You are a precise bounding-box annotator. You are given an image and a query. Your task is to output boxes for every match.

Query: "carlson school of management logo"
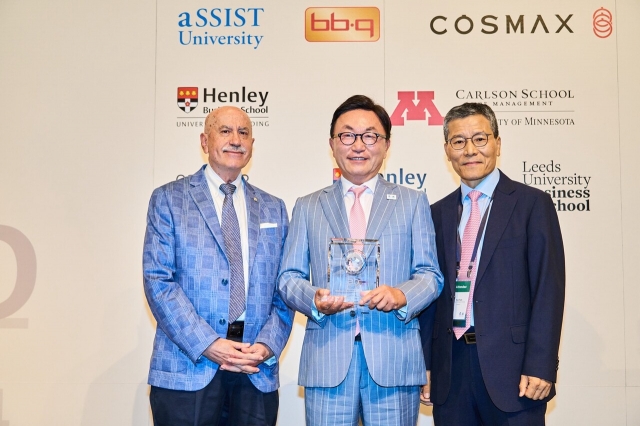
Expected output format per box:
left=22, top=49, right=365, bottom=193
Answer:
left=177, top=87, right=198, bottom=113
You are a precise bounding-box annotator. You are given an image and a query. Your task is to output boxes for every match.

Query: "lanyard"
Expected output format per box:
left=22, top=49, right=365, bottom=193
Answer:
left=456, top=191, right=494, bottom=279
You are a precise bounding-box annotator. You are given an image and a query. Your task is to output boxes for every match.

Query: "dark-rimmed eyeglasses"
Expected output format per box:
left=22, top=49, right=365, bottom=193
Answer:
left=447, top=132, right=492, bottom=150
left=333, top=132, right=387, bottom=146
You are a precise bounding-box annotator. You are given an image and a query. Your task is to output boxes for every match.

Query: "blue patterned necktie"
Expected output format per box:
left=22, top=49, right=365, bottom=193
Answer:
left=219, top=183, right=245, bottom=323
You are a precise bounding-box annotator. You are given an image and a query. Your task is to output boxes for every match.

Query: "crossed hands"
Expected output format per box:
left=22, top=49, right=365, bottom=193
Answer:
left=314, top=285, right=407, bottom=315
left=203, top=339, right=273, bottom=374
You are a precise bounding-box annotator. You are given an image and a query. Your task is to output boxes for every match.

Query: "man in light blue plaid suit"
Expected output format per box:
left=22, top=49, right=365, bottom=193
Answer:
left=278, top=95, right=444, bottom=426
left=144, top=106, right=292, bottom=426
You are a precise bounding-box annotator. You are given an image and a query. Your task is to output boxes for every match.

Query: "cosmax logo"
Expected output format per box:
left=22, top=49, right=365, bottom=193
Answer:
left=593, top=7, right=613, bottom=38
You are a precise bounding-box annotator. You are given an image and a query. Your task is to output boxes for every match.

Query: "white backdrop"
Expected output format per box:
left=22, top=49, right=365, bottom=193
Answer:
left=1, top=0, right=639, bottom=424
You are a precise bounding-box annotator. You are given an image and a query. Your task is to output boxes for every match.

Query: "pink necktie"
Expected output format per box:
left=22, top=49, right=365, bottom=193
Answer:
left=453, top=190, right=482, bottom=339
left=349, top=186, right=367, bottom=336
left=349, top=186, right=367, bottom=244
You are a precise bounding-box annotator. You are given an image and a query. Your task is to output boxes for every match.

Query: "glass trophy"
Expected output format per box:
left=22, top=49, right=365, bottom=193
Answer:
left=327, top=238, right=380, bottom=303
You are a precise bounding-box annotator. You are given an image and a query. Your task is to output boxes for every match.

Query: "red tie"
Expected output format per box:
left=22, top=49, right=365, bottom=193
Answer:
left=453, top=190, right=482, bottom=339
left=349, top=186, right=367, bottom=336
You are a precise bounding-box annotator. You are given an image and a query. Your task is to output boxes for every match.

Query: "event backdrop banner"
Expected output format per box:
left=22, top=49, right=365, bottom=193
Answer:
left=152, top=1, right=623, bottom=424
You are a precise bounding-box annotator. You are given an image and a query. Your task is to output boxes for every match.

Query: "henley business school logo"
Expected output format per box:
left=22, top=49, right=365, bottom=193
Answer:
left=389, top=91, right=444, bottom=126
left=177, top=87, right=198, bottom=113
left=176, top=86, right=271, bottom=129
left=305, top=7, right=380, bottom=42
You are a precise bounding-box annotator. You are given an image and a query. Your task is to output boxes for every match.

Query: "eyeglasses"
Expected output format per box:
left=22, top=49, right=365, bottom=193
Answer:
left=447, top=132, right=492, bottom=150
left=334, top=132, right=387, bottom=146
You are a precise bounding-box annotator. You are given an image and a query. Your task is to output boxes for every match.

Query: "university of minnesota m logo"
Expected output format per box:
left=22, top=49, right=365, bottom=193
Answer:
left=390, top=91, right=444, bottom=126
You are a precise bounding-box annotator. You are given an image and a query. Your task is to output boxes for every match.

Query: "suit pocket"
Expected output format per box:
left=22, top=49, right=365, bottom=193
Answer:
left=151, top=348, right=189, bottom=373
left=261, top=227, right=278, bottom=236
left=511, top=324, right=529, bottom=344
left=305, top=318, right=323, bottom=330
left=259, top=227, right=280, bottom=247
left=405, top=319, right=420, bottom=329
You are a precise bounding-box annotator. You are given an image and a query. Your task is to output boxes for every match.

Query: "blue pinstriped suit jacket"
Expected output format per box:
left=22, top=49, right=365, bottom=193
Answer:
left=278, top=177, right=443, bottom=387
left=143, top=166, right=293, bottom=392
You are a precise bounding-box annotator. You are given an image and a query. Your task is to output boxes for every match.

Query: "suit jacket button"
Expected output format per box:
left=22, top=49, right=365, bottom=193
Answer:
left=350, top=311, right=356, bottom=317
left=447, top=328, right=452, bottom=334
left=221, top=279, right=228, bottom=286
left=219, top=318, right=226, bottom=326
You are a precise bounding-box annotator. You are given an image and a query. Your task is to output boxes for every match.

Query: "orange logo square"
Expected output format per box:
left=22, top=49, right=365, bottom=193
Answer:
left=305, top=7, right=380, bottom=42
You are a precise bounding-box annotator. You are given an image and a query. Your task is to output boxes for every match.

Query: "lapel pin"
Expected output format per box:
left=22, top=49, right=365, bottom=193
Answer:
left=387, top=194, right=397, bottom=200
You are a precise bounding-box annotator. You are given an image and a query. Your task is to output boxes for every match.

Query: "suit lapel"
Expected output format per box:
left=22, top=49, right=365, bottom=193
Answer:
left=319, top=181, right=351, bottom=239
left=366, top=177, right=398, bottom=241
left=188, top=166, right=226, bottom=254
left=442, top=189, right=461, bottom=296
left=244, top=181, right=260, bottom=278
left=475, top=172, right=517, bottom=287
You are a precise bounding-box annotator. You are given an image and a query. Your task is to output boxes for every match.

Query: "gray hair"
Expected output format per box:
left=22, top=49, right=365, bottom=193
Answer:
left=443, top=103, right=499, bottom=141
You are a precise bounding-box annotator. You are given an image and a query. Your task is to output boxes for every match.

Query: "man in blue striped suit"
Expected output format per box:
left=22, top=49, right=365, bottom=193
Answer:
left=278, top=95, right=443, bottom=426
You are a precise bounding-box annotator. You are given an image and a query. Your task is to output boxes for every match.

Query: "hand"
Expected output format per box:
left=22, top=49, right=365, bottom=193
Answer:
left=202, top=338, right=263, bottom=374
left=240, top=343, right=274, bottom=367
left=420, top=370, right=433, bottom=406
left=519, top=375, right=552, bottom=400
left=359, top=286, right=407, bottom=312
left=314, top=289, right=354, bottom=315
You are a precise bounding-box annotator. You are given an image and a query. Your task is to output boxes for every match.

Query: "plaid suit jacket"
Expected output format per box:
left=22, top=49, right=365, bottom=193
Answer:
left=143, top=165, right=292, bottom=392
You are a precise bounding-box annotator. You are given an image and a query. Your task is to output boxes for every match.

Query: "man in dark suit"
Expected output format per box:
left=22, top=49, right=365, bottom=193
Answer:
left=143, top=106, right=292, bottom=426
left=419, top=103, right=565, bottom=425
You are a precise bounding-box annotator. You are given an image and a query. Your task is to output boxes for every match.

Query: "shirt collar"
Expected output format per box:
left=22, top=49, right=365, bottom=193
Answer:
left=340, top=174, right=379, bottom=197
left=205, top=164, right=245, bottom=194
left=461, top=168, right=500, bottom=201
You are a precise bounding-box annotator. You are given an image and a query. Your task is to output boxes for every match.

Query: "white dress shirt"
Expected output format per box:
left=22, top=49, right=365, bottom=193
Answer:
left=340, top=175, right=378, bottom=223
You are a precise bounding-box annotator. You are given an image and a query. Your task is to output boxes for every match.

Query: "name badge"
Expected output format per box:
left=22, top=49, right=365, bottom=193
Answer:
left=453, top=279, right=471, bottom=327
